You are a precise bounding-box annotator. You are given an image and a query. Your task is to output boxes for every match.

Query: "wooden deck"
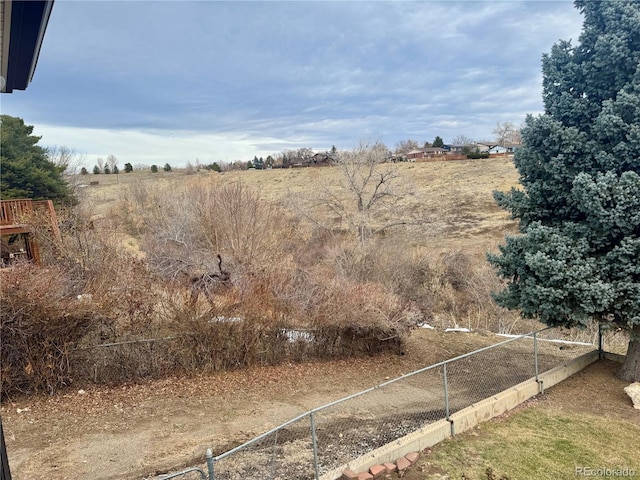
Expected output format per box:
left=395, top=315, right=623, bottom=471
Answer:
left=1, top=199, right=61, bottom=265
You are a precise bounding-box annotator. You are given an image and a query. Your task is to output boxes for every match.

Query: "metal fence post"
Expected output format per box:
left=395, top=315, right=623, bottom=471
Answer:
left=533, top=331, right=539, bottom=383
left=598, top=324, right=604, bottom=360
left=1, top=416, right=11, bottom=480
left=206, top=448, right=214, bottom=480
left=533, top=331, right=543, bottom=394
left=310, top=411, right=320, bottom=480
left=443, top=363, right=453, bottom=436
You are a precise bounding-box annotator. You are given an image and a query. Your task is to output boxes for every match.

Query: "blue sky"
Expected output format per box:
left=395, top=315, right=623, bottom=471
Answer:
left=1, top=1, right=584, bottom=168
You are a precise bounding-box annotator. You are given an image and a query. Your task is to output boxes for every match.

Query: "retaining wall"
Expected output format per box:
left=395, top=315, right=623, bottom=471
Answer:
left=326, top=350, right=599, bottom=479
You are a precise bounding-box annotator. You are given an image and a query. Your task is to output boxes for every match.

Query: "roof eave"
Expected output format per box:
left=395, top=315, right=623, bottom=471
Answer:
left=1, top=0, right=54, bottom=93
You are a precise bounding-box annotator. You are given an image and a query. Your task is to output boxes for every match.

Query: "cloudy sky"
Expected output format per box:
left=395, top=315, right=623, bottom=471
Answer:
left=1, top=1, right=585, bottom=168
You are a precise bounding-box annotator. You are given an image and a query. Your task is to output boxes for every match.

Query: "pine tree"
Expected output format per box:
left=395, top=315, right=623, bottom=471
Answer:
left=0, top=115, right=73, bottom=203
left=489, top=0, right=640, bottom=381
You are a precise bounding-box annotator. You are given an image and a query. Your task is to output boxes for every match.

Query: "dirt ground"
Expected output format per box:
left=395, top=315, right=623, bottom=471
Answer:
left=0, top=330, right=626, bottom=480
left=2, top=328, right=505, bottom=480
left=535, top=358, right=640, bottom=427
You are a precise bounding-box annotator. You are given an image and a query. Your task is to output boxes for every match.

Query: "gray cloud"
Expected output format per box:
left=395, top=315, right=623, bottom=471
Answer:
left=1, top=0, right=584, bottom=163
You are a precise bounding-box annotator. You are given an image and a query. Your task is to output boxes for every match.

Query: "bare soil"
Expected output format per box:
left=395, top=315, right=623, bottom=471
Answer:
left=2, top=328, right=612, bottom=480
left=1, top=328, right=525, bottom=480
left=532, top=358, right=639, bottom=426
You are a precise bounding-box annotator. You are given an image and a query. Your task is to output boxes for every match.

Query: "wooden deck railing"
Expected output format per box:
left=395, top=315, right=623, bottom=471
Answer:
left=0, top=199, right=61, bottom=240
left=0, top=199, right=34, bottom=226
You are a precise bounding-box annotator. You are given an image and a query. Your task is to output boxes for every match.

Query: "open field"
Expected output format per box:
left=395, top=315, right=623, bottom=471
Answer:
left=78, top=157, right=520, bottom=252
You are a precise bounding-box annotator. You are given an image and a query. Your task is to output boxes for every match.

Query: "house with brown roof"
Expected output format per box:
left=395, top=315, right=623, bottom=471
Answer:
left=406, top=147, right=447, bottom=161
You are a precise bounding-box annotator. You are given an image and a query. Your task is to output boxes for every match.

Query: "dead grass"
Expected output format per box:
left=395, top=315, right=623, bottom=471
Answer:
left=83, top=158, right=520, bottom=250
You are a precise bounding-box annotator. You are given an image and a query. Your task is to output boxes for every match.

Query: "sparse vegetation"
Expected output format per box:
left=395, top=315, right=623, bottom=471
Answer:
left=1, top=156, right=526, bottom=398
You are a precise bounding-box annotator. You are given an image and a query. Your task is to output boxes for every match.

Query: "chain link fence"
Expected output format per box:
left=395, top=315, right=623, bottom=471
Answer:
left=160, top=326, right=606, bottom=480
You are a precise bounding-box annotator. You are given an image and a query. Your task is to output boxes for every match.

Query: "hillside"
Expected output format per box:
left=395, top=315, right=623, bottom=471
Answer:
left=81, top=156, right=520, bottom=252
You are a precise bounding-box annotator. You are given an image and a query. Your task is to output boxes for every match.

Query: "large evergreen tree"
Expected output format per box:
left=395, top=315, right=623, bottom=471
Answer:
left=489, top=0, right=640, bottom=381
left=0, top=115, right=73, bottom=203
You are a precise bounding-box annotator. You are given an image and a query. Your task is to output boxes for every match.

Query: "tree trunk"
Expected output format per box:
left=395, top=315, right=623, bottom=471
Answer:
left=618, top=325, right=640, bottom=382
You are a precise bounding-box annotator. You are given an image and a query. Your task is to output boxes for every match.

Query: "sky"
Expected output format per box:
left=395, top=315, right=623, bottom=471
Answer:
left=1, top=0, right=585, bottom=169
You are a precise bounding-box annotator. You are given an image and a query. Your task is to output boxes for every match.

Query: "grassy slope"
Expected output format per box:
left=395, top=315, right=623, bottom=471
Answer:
left=82, top=156, right=521, bottom=252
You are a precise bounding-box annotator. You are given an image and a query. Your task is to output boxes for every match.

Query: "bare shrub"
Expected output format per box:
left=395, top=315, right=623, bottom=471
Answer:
left=0, top=265, right=99, bottom=397
left=327, top=240, right=436, bottom=323
left=442, top=251, right=470, bottom=291
left=434, top=250, right=529, bottom=333
left=133, top=179, right=297, bottom=286
left=324, top=241, right=527, bottom=334
left=307, top=279, right=415, bottom=355
left=165, top=298, right=284, bottom=372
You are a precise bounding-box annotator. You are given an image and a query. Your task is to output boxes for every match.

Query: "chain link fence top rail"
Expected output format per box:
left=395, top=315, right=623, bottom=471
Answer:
left=160, top=326, right=603, bottom=480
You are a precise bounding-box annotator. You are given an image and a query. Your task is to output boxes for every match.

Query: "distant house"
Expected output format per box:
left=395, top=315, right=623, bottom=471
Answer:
left=475, top=142, right=499, bottom=153
left=444, top=144, right=476, bottom=154
left=503, top=142, right=523, bottom=153
left=489, top=145, right=508, bottom=154
left=406, top=147, right=447, bottom=161
left=474, top=141, right=523, bottom=155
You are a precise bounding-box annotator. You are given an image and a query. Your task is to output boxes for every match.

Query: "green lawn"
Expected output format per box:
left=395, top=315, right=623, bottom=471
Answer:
left=410, top=407, right=640, bottom=480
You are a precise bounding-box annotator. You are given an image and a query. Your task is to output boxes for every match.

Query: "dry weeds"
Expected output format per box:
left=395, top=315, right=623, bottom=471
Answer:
left=2, top=157, right=526, bottom=398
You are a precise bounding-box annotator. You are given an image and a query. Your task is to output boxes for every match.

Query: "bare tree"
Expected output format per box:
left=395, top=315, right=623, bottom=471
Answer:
left=296, top=140, right=431, bottom=244
left=278, top=147, right=315, bottom=166
left=492, top=121, right=521, bottom=145
left=394, top=139, right=421, bottom=155
left=96, top=157, right=104, bottom=173
left=106, top=154, right=118, bottom=172
left=46, top=145, right=89, bottom=195
left=296, top=147, right=314, bottom=161
left=47, top=145, right=86, bottom=174
left=451, top=134, right=474, bottom=146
